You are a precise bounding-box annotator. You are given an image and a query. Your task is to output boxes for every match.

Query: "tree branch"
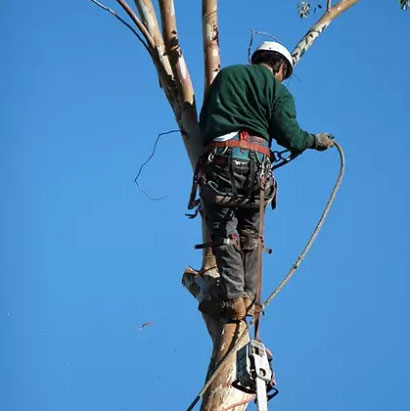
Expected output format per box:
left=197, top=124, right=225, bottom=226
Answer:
left=292, top=0, right=361, bottom=65
left=114, top=0, right=155, bottom=49
left=133, top=0, right=174, bottom=83
left=157, top=0, right=200, bottom=171
left=90, top=0, right=176, bottom=103
left=247, top=29, right=280, bottom=63
left=134, top=129, right=180, bottom=201
left=327, top=0, right=332, bottom=11
left=89, top=0, right=151, bottom=54
left=108, top=0, right=181, bottom=117
left=202, top=0, right=221, bottom=93
left=159, top=0, right=196, bottom=109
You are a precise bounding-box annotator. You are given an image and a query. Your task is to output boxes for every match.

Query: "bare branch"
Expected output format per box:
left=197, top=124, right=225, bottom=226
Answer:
left=113, top=0, right=156, bottom=49
left=292, top=0, right=361, bottom=65
left=133, top=1, right=174, bottom=80
left=109, top=1, right=180, bottom=115
left=247, top=29, right=281, bottom=63
left=327, top=0, right=332, bottom=11
left=157, top=0, right=199, bottom=171
left=91, top=0, right=177, bottom=102
left=159, top=0, right=196, bottom=108
left=91, top=2, right=198, bottom=168
left=90, top=0, right=175, bottom=105
left=202, top=0, right=221, bottom=92
left=134, top=129, right=180, bottom=201
left=89, top=0, right=152, bottom=54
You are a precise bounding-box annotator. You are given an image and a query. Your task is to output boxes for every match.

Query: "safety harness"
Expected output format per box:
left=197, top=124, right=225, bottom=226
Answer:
left=204, top=132, right=271, bottom=158
left=187, top=130, right=276, bottom=214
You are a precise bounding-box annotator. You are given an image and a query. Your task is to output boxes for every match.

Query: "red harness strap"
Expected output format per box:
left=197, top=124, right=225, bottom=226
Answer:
left=204, top=131, right=271, bottom=158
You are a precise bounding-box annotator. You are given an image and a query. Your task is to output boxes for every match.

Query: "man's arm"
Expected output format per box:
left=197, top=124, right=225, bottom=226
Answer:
left=269, top=88, right=316, bottom=153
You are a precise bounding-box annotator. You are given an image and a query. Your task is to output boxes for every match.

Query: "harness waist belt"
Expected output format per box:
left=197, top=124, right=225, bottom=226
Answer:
left=211, top=156, right=249, bottom=166
left=205, top=137, right=271, bottom=158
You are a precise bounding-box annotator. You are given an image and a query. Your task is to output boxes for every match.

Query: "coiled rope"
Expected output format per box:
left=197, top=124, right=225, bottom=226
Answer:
left=186, top=141, right=345, bottom=411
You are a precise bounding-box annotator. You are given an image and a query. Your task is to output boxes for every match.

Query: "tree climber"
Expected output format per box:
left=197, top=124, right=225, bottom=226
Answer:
left=195, top=41, right=334, bottom=322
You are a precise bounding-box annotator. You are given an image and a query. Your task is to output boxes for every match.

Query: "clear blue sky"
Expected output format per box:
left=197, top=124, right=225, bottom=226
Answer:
left=1, top=1, right=409, bottom=410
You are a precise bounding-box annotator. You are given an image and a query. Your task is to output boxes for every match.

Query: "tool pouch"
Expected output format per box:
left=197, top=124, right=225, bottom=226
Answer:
left=200, top=154, right=276, bottom=209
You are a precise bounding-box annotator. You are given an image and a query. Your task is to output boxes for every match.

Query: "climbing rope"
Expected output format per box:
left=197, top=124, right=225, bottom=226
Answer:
left=185, top=141, right=345, bottom=411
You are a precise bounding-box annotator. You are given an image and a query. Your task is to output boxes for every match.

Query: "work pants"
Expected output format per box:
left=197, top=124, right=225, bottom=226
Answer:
left=201, top=159, right=274, bottom=301
left=204, top=201, right=260, bottom=301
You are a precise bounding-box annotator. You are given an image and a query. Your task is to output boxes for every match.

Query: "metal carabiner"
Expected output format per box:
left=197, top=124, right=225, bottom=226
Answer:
left=271, top=150, right=299, bottom=170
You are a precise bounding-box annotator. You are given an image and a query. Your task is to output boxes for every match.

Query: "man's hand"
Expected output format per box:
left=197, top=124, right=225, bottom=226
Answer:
left=313, top=133, right=334, bottom=151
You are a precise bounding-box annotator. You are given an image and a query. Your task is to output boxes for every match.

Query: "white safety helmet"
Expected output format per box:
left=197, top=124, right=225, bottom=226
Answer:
left=252, top=41, right=294, bottom=79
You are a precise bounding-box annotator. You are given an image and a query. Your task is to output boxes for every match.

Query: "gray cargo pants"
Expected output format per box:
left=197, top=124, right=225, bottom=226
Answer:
left=204, top=201, right=260, bottom=301
left=201, top=158, right=274, bottom=301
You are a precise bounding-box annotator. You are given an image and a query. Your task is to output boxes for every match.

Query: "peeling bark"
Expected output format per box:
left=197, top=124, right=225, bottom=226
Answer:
left=197, top=0, right=218, bottom=286
left=133, top=0, right=174, bottom=82
left=183, top=269, right=252, bottom=411
left=159, top=0, right=195, bottom=106
left=202, top=321, right=250, bottom=411
left=158, top=0, right=199, bottom=168
left=202, top=0, right=221, bottom=93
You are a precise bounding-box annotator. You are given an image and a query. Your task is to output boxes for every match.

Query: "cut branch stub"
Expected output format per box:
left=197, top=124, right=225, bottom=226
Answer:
left=182, top=266, right=220, bottom=306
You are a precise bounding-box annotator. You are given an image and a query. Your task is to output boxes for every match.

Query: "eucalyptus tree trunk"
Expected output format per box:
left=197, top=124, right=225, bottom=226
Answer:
left=92, top=0, right=361, bottom=409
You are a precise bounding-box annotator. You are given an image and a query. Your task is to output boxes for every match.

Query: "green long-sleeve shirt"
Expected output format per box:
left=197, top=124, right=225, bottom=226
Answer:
left=199, top=64, right=315, bottom=153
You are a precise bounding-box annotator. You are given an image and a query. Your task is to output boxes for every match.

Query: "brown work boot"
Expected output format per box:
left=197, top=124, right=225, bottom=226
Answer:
left=244, top=296, right=264, bottom=317
left=198, top=300, right=222, bottom=318
left=224, top=297, right=246, bottom=321
left=243, top=296, right=256, bottom=317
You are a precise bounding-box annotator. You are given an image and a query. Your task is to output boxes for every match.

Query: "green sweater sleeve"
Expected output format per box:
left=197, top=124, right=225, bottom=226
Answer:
left=270, top=87, right=315, bottom=153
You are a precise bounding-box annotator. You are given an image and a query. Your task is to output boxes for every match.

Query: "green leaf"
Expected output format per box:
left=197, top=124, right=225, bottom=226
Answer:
left=297, top=1, right=310, bottom=18
left=399, top=0, right=410, bottom=10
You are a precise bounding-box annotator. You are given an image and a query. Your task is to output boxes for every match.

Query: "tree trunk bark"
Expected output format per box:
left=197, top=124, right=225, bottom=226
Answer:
left=183, top=268, right=252, bottom=411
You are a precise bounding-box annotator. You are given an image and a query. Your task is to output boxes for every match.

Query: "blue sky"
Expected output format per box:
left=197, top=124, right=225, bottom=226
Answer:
left=1, top=1, right=409, bottom=410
